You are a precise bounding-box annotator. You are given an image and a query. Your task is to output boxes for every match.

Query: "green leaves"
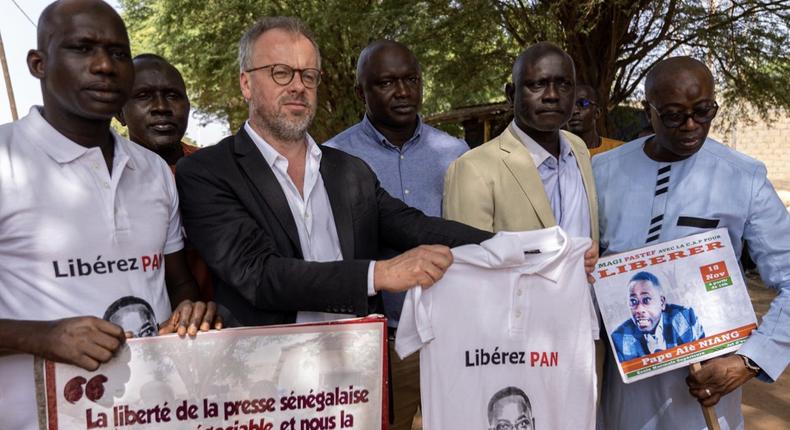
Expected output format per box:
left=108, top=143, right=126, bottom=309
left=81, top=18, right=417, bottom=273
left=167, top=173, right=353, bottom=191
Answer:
left=121, top=0, right=789, bottom=142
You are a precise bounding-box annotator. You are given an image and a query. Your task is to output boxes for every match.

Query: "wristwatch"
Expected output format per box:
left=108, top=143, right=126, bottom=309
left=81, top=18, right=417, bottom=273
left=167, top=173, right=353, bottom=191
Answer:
left=736, top=354, right=761, bottom=375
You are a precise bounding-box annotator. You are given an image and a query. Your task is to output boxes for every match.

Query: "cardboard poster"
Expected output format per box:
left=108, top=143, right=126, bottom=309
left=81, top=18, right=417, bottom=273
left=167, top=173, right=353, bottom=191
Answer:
left=593, top=228, right=757, bottom=383
left=37, top=316, right=387, bottom=430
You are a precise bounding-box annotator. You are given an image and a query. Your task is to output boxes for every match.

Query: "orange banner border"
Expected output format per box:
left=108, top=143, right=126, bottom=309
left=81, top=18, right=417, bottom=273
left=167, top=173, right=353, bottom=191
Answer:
left=620, top=323, right=757, bottom=374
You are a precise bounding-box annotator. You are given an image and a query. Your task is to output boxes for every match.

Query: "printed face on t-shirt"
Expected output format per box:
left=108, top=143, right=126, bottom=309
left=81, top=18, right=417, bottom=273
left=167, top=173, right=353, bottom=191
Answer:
left=108, top=303, right=158, bottom=337
left=490, top=396, right=533, bottom=430
left=628, top=280, right=666, bottom=333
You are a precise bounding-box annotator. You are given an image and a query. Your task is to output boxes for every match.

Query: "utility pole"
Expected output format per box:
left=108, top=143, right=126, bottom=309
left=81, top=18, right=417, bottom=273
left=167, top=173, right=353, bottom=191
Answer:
left=0, top=30, right=19, bottom=121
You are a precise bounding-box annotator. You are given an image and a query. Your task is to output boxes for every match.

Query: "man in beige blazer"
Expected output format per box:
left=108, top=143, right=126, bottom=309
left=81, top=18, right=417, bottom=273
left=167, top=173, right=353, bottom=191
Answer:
left=443, top=41, right=603, bottom=390
left=443, top=124, right=597, bottom=238
left=444, top=42, right=598, bottom=249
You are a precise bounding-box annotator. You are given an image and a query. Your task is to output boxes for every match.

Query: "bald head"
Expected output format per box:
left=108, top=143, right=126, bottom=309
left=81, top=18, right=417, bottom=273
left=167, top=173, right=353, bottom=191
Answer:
left=567, top=83, right=600, bottom=139
left=121, top=53, right=190, bottom=156
left=512, top=41, right=574, bottom=85
left=575, top=84, right=598, bottom=103
left=28, top=0, right=133, bottom=132
left=132, top=54, right=186, bottom=87
left=641, top=56, right=717, bottom=162
left=356, top=40, right=420, bottom=86
left=645, top=56, right=714, bottom=102
left=354, top=40, right=422, bottom=135
left=507, top=42, right=576, bottom=140
left=38, top=0, right=125, bottom=50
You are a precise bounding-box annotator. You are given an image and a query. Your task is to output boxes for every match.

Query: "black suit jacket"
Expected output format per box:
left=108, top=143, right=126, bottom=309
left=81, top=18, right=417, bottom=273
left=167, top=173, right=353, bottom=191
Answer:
left=175, top=128, right=492, bottom=326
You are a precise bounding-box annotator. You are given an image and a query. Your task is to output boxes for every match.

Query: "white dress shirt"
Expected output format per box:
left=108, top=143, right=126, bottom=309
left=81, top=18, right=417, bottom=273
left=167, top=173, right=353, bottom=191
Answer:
left=244, top=123, right=374, bottom=322
left=511, top=122, right=592, bottom=239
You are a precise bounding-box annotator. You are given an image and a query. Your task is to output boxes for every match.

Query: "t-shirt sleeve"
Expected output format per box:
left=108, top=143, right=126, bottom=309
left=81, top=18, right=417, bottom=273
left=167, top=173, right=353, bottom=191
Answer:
left=395, top=287, right=433, bottom=359
left=162, top=162, right=185, bottom=254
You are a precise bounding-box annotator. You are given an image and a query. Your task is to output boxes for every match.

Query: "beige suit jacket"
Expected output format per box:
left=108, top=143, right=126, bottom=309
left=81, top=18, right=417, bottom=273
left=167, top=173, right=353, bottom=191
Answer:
left=443, top=125, right=598, bottom=241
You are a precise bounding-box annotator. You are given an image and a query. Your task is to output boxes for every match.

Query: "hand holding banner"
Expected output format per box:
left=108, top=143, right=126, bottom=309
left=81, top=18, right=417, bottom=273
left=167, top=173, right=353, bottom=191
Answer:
left=37, top=316, right=387, bottom=430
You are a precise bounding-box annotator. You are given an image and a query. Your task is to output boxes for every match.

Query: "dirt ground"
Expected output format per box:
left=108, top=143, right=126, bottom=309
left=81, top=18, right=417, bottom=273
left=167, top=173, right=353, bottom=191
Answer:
left=741, top=272, right=790, bottom=430
left=409, top=272, right=790, bottom=430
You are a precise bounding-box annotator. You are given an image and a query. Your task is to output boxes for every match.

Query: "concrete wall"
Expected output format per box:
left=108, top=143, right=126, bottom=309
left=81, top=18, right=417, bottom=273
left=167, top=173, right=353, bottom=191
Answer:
left=709, top=113, right=790, bottom=191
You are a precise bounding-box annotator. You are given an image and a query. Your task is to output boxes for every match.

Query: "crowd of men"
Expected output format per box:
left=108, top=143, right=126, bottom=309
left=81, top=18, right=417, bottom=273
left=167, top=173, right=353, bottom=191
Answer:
left=1, top=1, right=789, bottom=429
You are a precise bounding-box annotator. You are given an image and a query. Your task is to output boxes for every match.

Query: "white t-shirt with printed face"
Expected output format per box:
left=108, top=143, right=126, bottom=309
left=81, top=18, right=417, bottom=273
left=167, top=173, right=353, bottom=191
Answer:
left=0, top=108, right=183, bottom=429
left=396, top=227, right=596, bottom=430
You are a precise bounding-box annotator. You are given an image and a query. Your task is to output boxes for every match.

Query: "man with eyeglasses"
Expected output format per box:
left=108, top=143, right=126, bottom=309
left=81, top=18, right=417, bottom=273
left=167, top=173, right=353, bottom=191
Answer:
left=594, top=56, right=790, bottom=429
left=487, top=387, right=535, bottom=430
left=324, top=39, right=468, bottom=430
left=175, top=17, right=491, bottom=329
left=565, top=84, right=623, bottom=157
left=610, top=271, right=704, bottom=362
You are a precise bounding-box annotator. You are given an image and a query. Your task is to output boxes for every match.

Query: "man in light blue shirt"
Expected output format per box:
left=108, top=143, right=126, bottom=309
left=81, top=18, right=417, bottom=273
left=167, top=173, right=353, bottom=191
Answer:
left=324, top=40, right=468, bottom=430
left=594, top=56, right=790, bottom=430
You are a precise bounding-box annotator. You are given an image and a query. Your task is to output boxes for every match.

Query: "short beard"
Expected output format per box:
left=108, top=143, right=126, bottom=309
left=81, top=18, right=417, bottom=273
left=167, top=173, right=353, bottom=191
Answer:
left=253, top=96, right=315, bottom=143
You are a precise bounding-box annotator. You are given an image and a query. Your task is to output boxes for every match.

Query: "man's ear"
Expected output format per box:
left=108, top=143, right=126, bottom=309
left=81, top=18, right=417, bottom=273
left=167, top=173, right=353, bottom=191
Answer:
left=642, top=100, right=652, bottom=121
left=354, top=84, right=365, bottom=105
left=660, top=295, right=666, bottom=310
left=505, top=82, right=515, bottom=106
left=239, top=71, right=252, bottom=102
left=27, top=49, right=46, bottom=79
left=116, top=110, right=126, bottom=126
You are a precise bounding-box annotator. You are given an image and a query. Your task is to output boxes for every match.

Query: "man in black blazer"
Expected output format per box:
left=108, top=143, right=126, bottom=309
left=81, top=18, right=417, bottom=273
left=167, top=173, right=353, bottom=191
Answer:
left=175, top=16, right=492, bottom=327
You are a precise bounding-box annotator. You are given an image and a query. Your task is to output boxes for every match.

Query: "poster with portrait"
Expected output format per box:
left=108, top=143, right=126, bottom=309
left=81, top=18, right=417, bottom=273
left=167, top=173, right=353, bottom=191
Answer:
left=36, top=316, right=387, bottom=430
left=593, top=228, right=757, bottom=384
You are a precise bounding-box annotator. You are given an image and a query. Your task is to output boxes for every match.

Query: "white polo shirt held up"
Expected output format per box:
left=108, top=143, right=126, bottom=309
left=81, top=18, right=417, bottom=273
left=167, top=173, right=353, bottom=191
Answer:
left=397, top=227, right=597, bottom=430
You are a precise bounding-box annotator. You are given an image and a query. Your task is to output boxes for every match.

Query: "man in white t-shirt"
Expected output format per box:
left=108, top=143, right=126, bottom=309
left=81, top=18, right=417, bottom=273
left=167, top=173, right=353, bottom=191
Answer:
left=0, top=1, right=217, bottom=428
left=396, top=227, right=596, bottom=429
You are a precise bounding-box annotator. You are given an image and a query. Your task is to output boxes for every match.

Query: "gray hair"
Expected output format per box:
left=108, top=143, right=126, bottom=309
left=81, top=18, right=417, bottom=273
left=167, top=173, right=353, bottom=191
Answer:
left=238, top=16, right=321, bottom=73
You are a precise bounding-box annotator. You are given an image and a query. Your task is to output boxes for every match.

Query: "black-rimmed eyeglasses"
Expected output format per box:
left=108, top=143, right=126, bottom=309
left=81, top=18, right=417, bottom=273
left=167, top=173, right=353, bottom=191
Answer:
left=647, top=101, right=719, bottom=129
left=245, top=63, right=322, bottom=89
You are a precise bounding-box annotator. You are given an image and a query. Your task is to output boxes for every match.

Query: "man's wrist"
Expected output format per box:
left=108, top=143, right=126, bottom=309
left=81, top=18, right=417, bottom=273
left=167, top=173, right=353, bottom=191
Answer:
left=0, top=319, right=47, bottom=356
left=736, top=353, right=761, bottom=375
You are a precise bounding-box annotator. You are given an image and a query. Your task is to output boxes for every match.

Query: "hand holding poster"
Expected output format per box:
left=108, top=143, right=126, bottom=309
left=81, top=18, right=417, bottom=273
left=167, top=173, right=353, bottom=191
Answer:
left=36, top=316, right=387, bottom=430
left=593, top=228, right=757, bottom=384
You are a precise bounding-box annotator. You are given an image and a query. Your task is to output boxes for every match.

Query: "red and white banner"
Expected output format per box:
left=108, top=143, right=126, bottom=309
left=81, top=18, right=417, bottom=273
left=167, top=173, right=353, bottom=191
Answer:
left=37, top=316, right=388, bottom=430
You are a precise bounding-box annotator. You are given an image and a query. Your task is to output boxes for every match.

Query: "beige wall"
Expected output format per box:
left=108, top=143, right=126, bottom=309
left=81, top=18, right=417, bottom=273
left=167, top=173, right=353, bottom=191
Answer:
left=709, top=112, right=790, bottom=191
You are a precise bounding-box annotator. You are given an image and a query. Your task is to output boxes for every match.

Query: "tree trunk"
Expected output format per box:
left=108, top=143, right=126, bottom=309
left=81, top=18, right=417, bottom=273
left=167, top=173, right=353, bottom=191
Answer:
left=555, top=1, right=642, bottom=137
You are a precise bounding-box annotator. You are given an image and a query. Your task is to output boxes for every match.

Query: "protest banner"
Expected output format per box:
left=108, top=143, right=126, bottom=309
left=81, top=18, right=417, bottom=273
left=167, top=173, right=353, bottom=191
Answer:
left=593, top=228, right=757, bottom=384
left=36, top=316, right=387, bottom=430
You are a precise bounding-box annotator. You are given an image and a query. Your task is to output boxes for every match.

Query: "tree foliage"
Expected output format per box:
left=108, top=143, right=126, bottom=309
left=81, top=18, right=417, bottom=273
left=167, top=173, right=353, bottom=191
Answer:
left=494, top=0, right=790, bottom=131
left=121, top=0, right=500, bottom=141
left=121, top=0, right=789, bottom=141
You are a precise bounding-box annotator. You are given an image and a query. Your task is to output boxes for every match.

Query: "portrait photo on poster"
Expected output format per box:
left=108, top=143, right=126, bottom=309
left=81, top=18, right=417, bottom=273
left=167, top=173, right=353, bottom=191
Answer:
left=593, top=228, right=757, bottom=383
left=610, top=270, right=705, bottom=362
